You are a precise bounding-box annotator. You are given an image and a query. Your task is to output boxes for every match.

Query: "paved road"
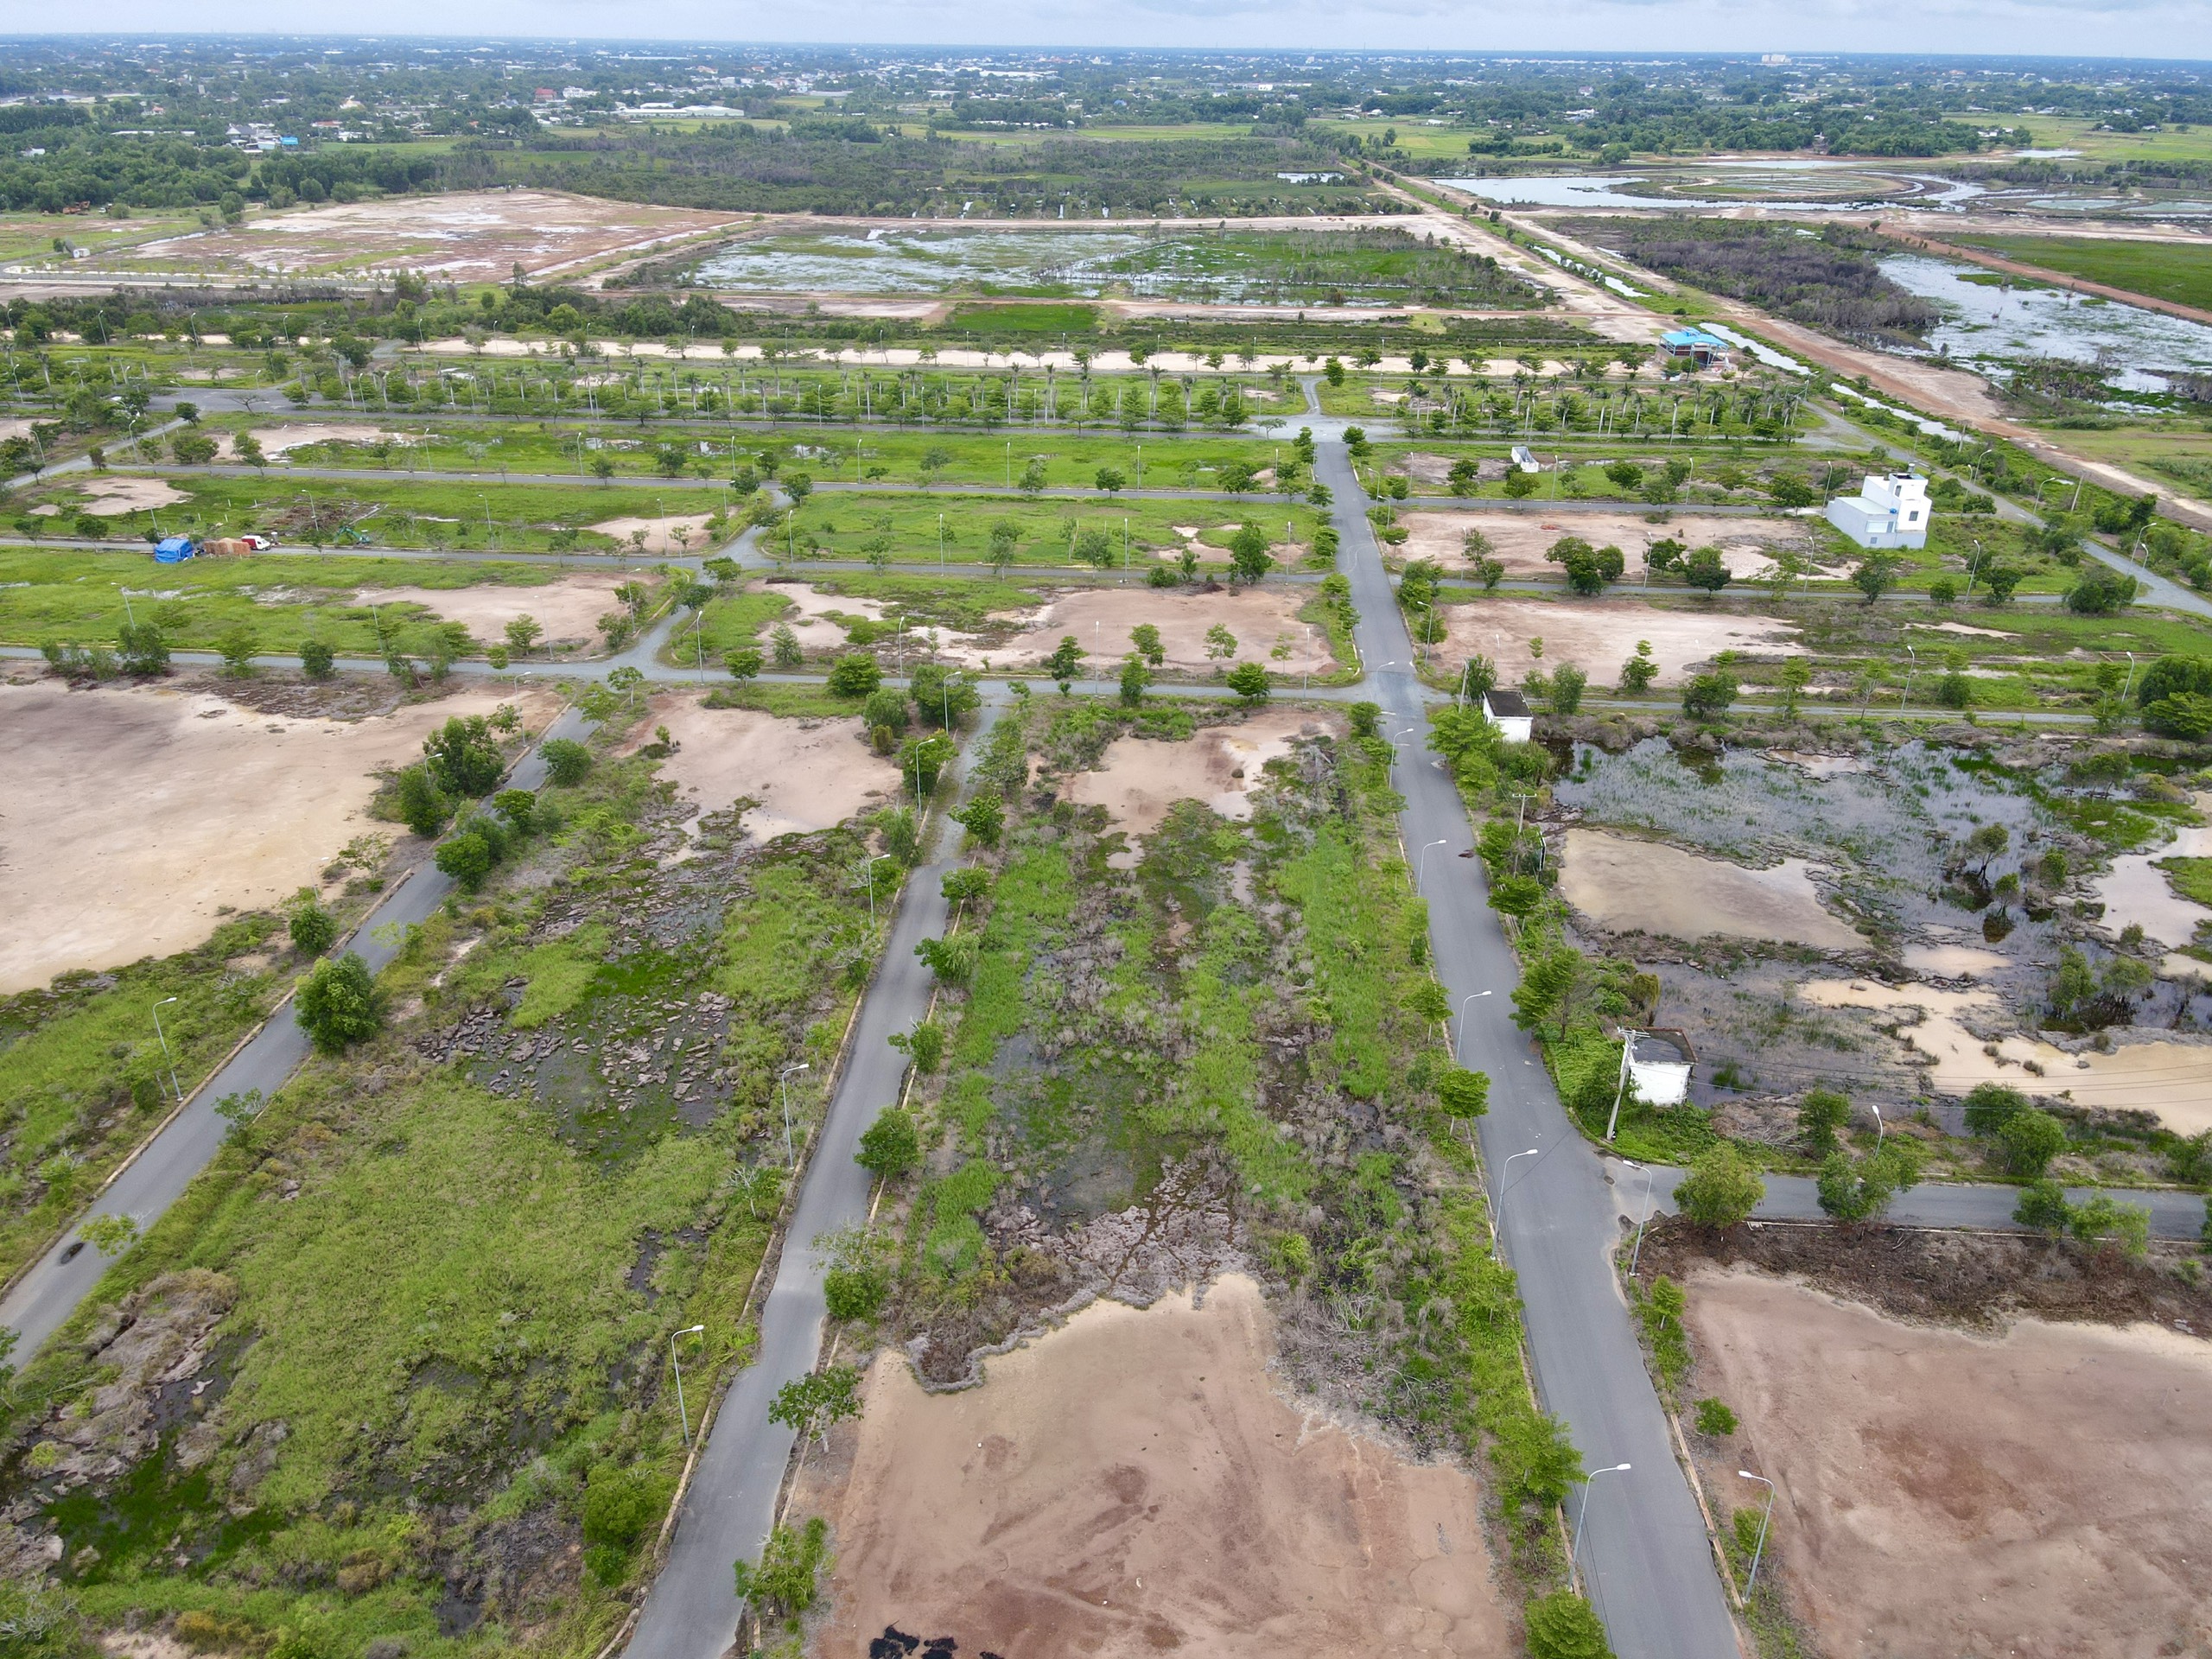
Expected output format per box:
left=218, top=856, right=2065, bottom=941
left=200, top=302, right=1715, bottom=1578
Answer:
left=0, top=705, right=589, bottom=1359
left=1606, top=1156, right=2209, bottom=1240
left=623, top=705, right=999, bottom=1659
left=1318, top=435, right=1741, bottom=1659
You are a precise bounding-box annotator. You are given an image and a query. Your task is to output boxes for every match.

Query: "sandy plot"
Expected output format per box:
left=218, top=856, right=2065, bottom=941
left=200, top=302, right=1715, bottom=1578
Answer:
left=74, top=477, right=189, bottom=516
left=347, top=573, right=640, bottom=645
left=0, top=679, right=557, bottom=992
left=1399, top=452, right=1507, bottom=487
left=812, top=1274, right=1510, bottom=1659
left=588, top=513, right=716, bottom=556
left=1402, top=511, right=1821, bottom=580
left=1685, top=1270, right=2212, bottom=1659
left=1796, top=976, right=2212, bottom=1131
left=622, top=695, right=897, bottom=841
left=235, top=424, right=412, bottom=459
left=118, top=189, right=739, bottom=283
left=1066, top=711, right=1338, bottom=838
left=1560, top=828, right=1863, bottom=951
left=955, top=587, right=1334, bottom=677
left=1437, top=598, right=1802, bottom=688
left=753, top=583, right=884, bottom=653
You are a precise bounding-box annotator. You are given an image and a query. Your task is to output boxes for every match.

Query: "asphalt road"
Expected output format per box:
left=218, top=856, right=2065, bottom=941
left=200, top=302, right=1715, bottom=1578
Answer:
left=0, top=703, right=588, bottom=1360
left=1606, top=1155, right=2209, bottom=1240
left=622, top=704, right=1000, bottom=1659
left=1319, top=435, right=1741, bottom=1659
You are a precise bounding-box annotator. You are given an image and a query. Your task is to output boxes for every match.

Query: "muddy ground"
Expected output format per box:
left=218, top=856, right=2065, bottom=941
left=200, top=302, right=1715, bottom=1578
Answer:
left=1438, top=596, right=1802, bottom=687
left=1637, top=1223, right=2212, bottom=1659
left=798, top=1275, right=1511, bottom=1659
left=1557, top=827, right=1864, bottom=952
left=623, top=694, right=899, bottom=842
left=0, top=676, right=557, bottom=991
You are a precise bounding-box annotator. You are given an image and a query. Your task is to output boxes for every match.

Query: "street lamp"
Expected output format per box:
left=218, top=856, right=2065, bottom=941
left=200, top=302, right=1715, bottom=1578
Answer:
left=1572, top=1463, right=1633, bottom=1588
left=778, top=1062, right=810, bottom=1166
left=1738, top=1471, right=1777, bottom=1593
left=670, top=1324, right=706, bottom=1444
left=1456, top=991, right=1491, bottom=1060
left=1495, top=1146, right=1541, bottom=1262
left=1416, top=838, right=1446, bottom=894
left=1624, top=1159, right=1657, bottom=1274
left=1870, top=1101, right=1885, bottom=1150
left=152, top=996, right=183, bottom=1104
left=861, top=853, right=890, bottom=931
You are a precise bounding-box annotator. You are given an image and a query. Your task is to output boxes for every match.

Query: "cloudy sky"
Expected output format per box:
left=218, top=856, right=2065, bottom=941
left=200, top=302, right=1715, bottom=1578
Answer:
left=47, top=0, right=2212, bottom=60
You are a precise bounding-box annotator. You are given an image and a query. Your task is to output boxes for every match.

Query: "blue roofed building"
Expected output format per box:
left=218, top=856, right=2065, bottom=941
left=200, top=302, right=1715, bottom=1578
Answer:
left=1657, top=327, right=1731, bottom=369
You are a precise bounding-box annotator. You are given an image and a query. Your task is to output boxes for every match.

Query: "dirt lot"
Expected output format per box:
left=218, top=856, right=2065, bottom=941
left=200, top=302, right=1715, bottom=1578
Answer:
left=116, top=190, right=741, bottom=283
left=804, top=1274, right=1510, bottom=1659
left=0, top=677, right=557, bottom=992
left=1402, top=511, right=1824, bottom=581
left=587, top=513, right=718, bottom=556
left=349, top=572, right=643, bottom=648
left=232, top=424, right=414, bottom=459
left=74, top=477, right=189, bottom=516
left=1065, top=710, right=1340, bottom=838
left=622, top=695, right=899, bottom=841
left=955, top=586, right=1336, bottom=677
left=1675, top=1263, right=2212, bottom=1659
left=1437, top=598, right=1802, bottom=687
left=1560, top=828, right=1864, bottom=951
left=1796, top=976, right=2212, bottom=1131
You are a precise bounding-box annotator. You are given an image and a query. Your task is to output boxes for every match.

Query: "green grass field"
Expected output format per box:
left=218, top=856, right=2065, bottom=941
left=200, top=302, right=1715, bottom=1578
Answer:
left=2005, top=116, right=2212, bottom=166
left=1951, top=234, right=2212, bottom=314
left=772, top=489, right=1324, bottom=570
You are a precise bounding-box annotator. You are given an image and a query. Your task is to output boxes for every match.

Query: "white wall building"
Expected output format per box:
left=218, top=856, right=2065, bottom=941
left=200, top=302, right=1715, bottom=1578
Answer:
left=1826, top=470, right=1930, bottom=550
left=1482, top=689, right=1533, bottom=743
left=1625, top=1029, right=1695, bottom=1108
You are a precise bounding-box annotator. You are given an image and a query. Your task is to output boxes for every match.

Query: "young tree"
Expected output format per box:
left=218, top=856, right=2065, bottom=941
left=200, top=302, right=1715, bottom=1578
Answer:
left=1618, top=640, right=1656, bottom=694
left=215, top=623, right=258, bottom=677
left=295, top=951, right=385, bottom=1053
left=423, top=715, right=505, bottom=798
left=856, top=1106, right=921, bottom=1178
left=1043, top=634, right=1086, bottom=693
left=1229, top=521, right=1274, bottom=586
left=732, top=1517, right=831, bottom=1631
left=1129, top=622, right=1166, bottom=667
left=540, top=738, right=592, bottom=787
left=1681, top=545, right=1732, bottom=594
left=1852, top=550, right=1903, bottom=603
left=299, top=638, right=335, bottom=680
left=1524, top=1592, right=1611, bottom=1659
left=395, top=763, right=449, bottom=837
left=1797, top=1087, right=1851, bottom=1153
left=1438, top=1067, right=1490, bottom=1120
left=724, top=646, right=764, bottom=685
left=1512, top=944, right=1586, bottom=1039
left=1550, top=664, right=1587, bottom=715
left=1996, top=1108, right=2068, bottom=1179
left=493, top=788, right=537, bottom=832
left=826, top=654, right=883, bottom=697
left=1674, top=1143, right=1765, bottom=1230
left=1681, top=671, right=1738, bottom=721
left=952, top=791, right=1004, bottom=849
left=1816, top=1141, right=1921, bottom=1223
left=1119, top=652, right=1152, bottom=707
left=1224, top=661, right=1272, bottom=703
left=1778, top=657, right=1812, bottom=720
left=504, top=614, right=543, bottom=657
left=288, top=893, right=339, bottom=957
left=2013, top=1179, right=2072, bottom=1234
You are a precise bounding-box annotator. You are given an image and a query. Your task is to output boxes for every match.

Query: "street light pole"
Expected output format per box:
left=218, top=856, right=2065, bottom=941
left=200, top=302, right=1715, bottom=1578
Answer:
left=1625, top=1158, right=1658, bottom=1275
left=778, top=1062, right=810, bottom=1166
left=670, top=1324, right=706, bottom=1444
left=1416, top=838, right=1446, bottom=895
left=1572, top=1463, right=1633, bottom=1591
left=151, top=996, right=183, bottom=1103
left=1738, top=1471, right=1777, bottom=1593
left=1494, top=1146, right=1541, bottom=1262
left=861, top=853, right=889, bottom=930
left=1456, top=991, right=1491, bottom=1060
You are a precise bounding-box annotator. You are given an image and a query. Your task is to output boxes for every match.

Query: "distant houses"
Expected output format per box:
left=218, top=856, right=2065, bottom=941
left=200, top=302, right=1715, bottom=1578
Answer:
left=1825, top=471, right=1931, bottom=550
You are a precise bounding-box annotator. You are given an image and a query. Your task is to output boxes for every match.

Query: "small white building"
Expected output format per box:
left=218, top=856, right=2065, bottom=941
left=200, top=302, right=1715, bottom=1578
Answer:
left=1509, top=444, right=1541, bottom=474
left=1482, top=688, right=1533, bottom=743
left=1625, top=1029, right=1695, bottom=1107
left=1826, top=471, right=1930, bottom=550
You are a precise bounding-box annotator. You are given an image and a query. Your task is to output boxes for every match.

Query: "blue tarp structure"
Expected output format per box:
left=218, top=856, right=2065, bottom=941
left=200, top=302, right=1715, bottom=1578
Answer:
left=153, top=536, right=196, bottom=563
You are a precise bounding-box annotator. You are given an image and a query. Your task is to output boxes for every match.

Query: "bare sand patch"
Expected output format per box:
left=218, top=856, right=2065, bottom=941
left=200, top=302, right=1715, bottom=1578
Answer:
left=1399, top=452, right=1506, bottom=488
left=1560, top=828, right=1862, bottom=950
left=622, top=695, right=897, bottom=841
left=588, top=513, right=716, bottom=556
left=0, top=679, right=558, bottom=992
left=1066, top=710, right=1338, bottom=838
left=236, top=424, right=412, bottom=459
left=1438, top=598, right=1802, bottom=688
left=1685, top=1269, right=2212, bottom=1659
left=1910, top=620, right=2018, bottom=640
left=1402, top=511, right=1821, bottom=580
left=958, top=587, right=1334, bottom=677
left=755, top=583, right=882, bottom=653
left=812, top=1274, right=1510, bottom=1659
left=348, top=573, right=639, bottom=646
left=74, top=477, right=189, bottom=516
left=1796, top=976, right=2212, bottom=1131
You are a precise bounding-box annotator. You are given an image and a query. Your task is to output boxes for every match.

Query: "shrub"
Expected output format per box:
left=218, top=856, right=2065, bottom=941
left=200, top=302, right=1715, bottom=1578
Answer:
left=423, top=715, right=505, bottom=798
left=1224, top=661, right=1272, bottom=703
left=856, top=1106, right=921, bottom=1179
left=1438, top=1067, right=1490, bottom=1118
left=1797, top=1087, right=1850, bottom=1153
left=288, top=899, right=338, bottom=957
left=1680, top=671, right=1737, bottom=720
left=1694, top=1397, right=1738, bottom=1437
left=435, top=830, right=496, bottom=892
left=394, top=764, right=448, bottom=837
left=861, top=687, right=909, bottom=732
left=493, top=788, right=537, bottom=832
left=823, top=1264, right=887, bottom=1322
left=2069, top=1194, right=2151, bottom=1258
left=298, top=638, right=335, bottom=679
left=1995, top=1108, right=2067, bottom=1178
left=1961, top=1082, right=2028, bottom=1135
left=2065, top=567, right=2137, bottom=615
left=582, top=1462, right=669, bottom=1552
left=1928, top=575, right=1959, bottom=606
left=1524, top=1591, right=1612, bottom=1659
left=1815, top=1141, right=1921, bottom=1222
left=952, top=793, right=1004, bottom=849
left=826, top=654, right=882, bottom=697
left=2012, top=1178, right=2072, bottom=1233
left=294, top=952, right=383, bottom=1052
left=1674, top=1143, right=1764, bottom=1230
left=541, top=738, right=592, bottom=786
left=733, top=1517, right=830, bottom=1630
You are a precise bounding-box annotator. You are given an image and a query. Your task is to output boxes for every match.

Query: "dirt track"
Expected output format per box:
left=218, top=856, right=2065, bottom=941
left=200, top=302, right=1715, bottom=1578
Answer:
left=809, top=1274, right=1510, bottom=1659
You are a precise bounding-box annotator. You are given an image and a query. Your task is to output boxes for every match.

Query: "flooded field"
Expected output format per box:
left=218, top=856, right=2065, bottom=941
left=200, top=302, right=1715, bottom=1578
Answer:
left=1441, top=162, right=1981, bottom=213
left=693, top=227, right=1155, bottom=296
left=1881, top=252, right=2212, bottom=391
